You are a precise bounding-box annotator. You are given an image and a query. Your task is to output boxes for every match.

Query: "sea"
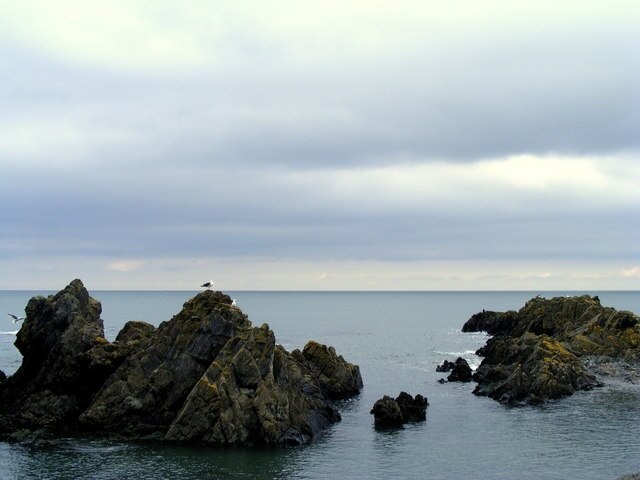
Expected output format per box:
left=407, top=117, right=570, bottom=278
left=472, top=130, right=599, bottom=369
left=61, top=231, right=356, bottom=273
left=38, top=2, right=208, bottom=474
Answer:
left=0, top=290, right=639, bottom=480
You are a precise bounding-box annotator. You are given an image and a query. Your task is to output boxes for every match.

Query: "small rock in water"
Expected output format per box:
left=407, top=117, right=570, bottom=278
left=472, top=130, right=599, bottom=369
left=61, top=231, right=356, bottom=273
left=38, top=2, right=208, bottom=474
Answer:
left=370, top=392, right=428, bottom=427
left=447, top=357, right=473, bottom=382
left=436, top=359, right=456, bottom=372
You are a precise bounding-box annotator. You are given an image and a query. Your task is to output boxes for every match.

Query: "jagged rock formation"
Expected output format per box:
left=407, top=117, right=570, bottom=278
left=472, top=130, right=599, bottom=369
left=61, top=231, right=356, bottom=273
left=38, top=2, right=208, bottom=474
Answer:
left=0, top=280, right=363, bottom=445
left=463, top=295, right=639, bottom=404
left=79, top=289, right=253, bottom=437
left=164, top=325, right=343, bottom=446
left=0, top=280, right=106, bottom=431
left=292, top=341, right=364, bottom=399
left=370, top=392, right=428, bottom=427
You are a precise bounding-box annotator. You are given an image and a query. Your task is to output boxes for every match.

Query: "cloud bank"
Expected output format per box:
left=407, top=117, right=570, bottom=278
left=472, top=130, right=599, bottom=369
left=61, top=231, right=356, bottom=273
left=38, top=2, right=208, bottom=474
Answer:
left=0, top=1, right=638, bottom=289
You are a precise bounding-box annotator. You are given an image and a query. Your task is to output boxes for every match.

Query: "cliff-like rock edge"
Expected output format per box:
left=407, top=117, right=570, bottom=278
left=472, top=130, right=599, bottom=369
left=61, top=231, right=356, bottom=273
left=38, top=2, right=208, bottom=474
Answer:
left=0, top=280, right=363, bottom=446
left=463, top=295, right=639, bottom=405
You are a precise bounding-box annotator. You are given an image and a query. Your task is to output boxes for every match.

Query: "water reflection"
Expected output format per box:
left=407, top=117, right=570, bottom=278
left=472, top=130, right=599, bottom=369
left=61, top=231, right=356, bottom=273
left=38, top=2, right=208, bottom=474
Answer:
left=2, top=439, right=306, bottom=480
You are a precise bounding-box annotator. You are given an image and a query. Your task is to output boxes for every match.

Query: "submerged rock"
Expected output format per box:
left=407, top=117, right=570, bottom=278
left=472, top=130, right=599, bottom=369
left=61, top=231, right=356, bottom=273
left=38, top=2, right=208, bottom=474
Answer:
left=370, top=392, right=428, bottom=427
left=464, top=295, right=639, bottom=405
left=0, top=280, right=363, bottom=446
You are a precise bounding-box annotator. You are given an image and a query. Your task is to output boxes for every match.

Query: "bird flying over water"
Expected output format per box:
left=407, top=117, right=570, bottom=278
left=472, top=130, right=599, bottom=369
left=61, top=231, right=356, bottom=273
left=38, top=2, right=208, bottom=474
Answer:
left=8, top=314, right=24, bottom=323
left=201, top=280, right=214, bottom=290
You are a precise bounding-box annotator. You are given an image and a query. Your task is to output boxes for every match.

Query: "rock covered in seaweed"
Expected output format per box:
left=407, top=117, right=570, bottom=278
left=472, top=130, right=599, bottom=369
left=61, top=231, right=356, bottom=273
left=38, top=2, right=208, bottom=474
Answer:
left=79, top=289, right=252, bottom=436
left=292, top=341, right=363, bottom=399
left=0, top=280, right=363, bottom=446
left=370, top=392, right=428, bottom=427
left=165, top=325, right=342, bottom=446
left=472, top=333, right=600, bottom=404
left=464, top=295, right=639, bottom=405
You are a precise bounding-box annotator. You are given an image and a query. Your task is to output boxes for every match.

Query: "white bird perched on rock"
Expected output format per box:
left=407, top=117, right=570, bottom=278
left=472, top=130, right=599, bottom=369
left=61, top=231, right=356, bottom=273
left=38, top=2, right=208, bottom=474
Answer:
left=8, top=313, right=24, bottom=323
left=201, top=280, right=214, bottom=290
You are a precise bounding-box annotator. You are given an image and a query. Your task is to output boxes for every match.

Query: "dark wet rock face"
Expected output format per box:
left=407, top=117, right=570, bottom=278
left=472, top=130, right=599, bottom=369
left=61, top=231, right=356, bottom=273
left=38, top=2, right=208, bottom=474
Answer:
left=465, top=295, right=639, bottom=405
left=0, top=280, right=363, bottom=446
left=436, top=360, right=455, bottom=372
left=370, top=392, right=428, bottom=427
left=436, top=357, right=473, bottom=382
left=370, top=396, right=403, bottom=426
left=447, top=358, right=473, bottom=382
left=462, top=310, right=518, bottom=336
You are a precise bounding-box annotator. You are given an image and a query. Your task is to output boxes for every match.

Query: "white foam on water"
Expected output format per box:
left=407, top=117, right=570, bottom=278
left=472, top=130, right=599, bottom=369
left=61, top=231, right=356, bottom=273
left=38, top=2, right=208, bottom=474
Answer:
left=0, top=330, right=18, bottom=335
left=436, top=349, right=478, bottom=357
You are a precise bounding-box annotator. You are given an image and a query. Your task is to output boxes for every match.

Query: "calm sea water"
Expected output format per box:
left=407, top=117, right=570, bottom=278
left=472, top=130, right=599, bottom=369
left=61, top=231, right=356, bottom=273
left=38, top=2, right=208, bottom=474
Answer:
left=1, top=290, right=639, bottom=480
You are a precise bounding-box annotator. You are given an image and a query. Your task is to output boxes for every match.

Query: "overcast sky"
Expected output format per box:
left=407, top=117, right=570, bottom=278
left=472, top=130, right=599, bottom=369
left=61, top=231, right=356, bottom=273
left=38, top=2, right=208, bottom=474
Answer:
left=0, top=1, right=638, bottom=290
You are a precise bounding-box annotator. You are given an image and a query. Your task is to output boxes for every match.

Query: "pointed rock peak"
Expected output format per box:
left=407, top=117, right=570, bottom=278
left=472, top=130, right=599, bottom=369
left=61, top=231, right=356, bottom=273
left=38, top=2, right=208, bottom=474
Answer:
left=179, top=290, right=237, bottom=319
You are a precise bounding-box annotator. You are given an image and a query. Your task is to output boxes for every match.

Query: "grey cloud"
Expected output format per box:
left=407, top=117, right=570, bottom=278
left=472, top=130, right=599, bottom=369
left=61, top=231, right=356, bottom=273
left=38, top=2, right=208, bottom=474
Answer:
left=1, top=11, right=638, bottom=286
left=2, top=155, right=637, bottom=265
left=1, top=18, right=638, bottom=172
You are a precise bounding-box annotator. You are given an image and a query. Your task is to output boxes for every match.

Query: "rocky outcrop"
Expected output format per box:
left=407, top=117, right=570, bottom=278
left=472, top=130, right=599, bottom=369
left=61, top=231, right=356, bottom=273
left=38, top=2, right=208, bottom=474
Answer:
left=447, top=357, right=473, bottom=382
left=0, top=280, right=363, bottom=446
left=165, top=326, right=342, bottom=446
left=436, top=359, right=455, bottom=372
left=472, top=333, right=600, bottom=404
left=0, top=280, right=107, bottom=431
left=79, top=289, right=253, bottom=437
left=464, top=295, right=639, bottom=405
left=370, top=392, right=428, bottom=427
left=436, top=357, right=473, bottom=382
left=292, top=341, right=363, bottom=399
left=462, top=310, right=518, bottom=336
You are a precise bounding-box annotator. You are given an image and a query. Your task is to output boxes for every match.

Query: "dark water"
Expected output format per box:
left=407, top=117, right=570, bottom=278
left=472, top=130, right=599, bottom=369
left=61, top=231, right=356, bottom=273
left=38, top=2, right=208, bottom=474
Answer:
left=1, top=290, right=639, bottom=479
